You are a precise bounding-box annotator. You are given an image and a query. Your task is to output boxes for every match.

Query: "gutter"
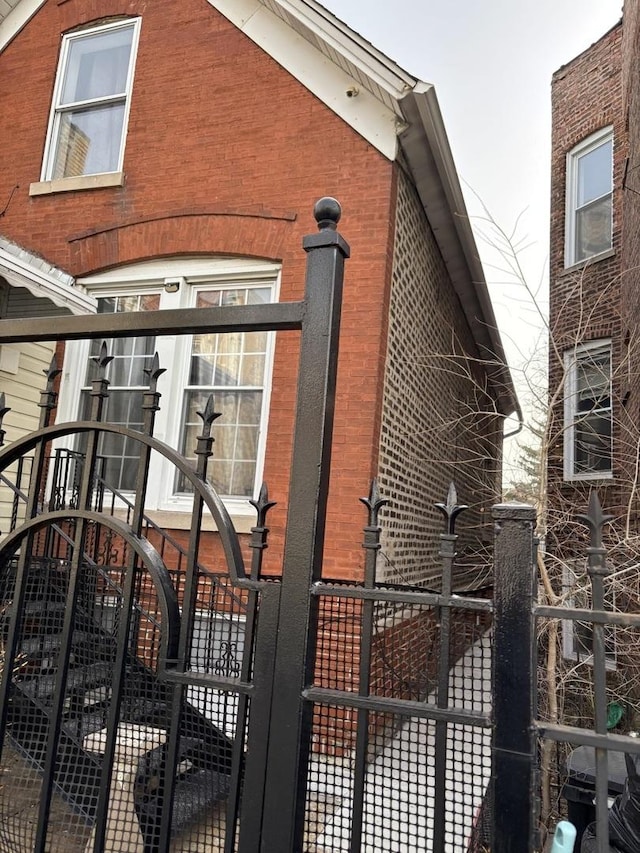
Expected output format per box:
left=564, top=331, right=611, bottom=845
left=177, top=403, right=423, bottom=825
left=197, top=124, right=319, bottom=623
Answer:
left=398, top=83, right=519, bottom=420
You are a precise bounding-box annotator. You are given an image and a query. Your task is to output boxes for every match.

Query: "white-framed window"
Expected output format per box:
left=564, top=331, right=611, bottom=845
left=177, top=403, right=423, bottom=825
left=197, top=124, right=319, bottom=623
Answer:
left=563, top=340, right=612, bottom=480
left=565, top=127, right=613, bottom=266
left=42, top=18, right=141, bottom=180
left=56, top=257, right=280, bottom=517
left=562, top=562, right=616, bottom=670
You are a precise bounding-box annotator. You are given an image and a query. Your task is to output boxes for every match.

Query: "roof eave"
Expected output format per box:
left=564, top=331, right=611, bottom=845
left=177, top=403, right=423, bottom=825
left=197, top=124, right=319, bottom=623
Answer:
left=0, top=239, right=97, bottom=316
left=398, top=84, right=518, bottom=418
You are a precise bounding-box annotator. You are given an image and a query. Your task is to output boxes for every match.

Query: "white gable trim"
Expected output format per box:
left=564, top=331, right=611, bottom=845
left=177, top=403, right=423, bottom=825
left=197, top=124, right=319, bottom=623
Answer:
left=0, top=240, right=96, bottom=315
left=0, top=0, right=45, bottom=52
left=209, top=0, right=403, bottom=160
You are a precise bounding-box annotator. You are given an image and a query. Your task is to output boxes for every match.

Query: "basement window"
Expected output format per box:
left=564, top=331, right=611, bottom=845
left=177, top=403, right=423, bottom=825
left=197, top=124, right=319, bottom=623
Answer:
left=41, top=19, right=141, bottom=181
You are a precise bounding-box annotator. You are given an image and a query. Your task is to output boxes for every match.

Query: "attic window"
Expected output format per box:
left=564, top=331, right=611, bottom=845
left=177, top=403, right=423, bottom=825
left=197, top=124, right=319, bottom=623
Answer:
left=41, top=19, right=141, bottom=181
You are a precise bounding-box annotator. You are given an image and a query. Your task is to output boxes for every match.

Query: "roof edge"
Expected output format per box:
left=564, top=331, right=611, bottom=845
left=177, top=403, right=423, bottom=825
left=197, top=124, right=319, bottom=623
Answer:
left=0, top=0, right=45, bottom=52
left=399, top=84, right=518, bottom=417
left=0, top=237, right=96, bottom=316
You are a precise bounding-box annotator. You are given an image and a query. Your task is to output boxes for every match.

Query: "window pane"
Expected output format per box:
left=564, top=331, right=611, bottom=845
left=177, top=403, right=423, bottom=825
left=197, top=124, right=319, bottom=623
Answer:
left=231, top=462, right=257, bottom=497
left=177, top=390, right=262, bottom=496
left=240, top=354, right=265, bottom=385
left=79, top=296, right=158, bottom=490
left=574, top=412, right=612, bottom=473
left=52, top=104, right=125, bottom=178
left=78, top=390, right=145, bottom=491
left=61, top=27, right=134, bottom=104
left=575, top=194, right=612, bottom=262
left=214, top=353, right=241, bottom=386
left=577, top=140, right=612, bottom=207
left=577, top=352, right=611, bottom=411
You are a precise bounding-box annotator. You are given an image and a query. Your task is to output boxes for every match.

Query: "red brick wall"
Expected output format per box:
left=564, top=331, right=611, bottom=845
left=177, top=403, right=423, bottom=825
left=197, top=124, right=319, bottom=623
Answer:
left=548, top=23, right=631, bottom=544
left=0, top=0, right=398, bottom=581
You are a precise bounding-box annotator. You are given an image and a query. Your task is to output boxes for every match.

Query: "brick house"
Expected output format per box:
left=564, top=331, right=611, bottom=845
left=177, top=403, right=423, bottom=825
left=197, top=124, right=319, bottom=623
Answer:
left=0, top=2, right=519, bottom=846
left=0, top=0, right=516, bottom=585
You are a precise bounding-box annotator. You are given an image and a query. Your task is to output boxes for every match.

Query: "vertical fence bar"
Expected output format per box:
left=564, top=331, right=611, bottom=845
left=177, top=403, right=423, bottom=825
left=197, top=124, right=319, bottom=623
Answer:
left=349, top=480, right=387, bottom=852
left=433, top=484, right=467, bottom=851
left=579, top=492, right=613, bottom=853
left=34, top=349, right=110, bottom=853
left=227, top=484, right=276, bottom=852
left=259, top=198, right=349, bottom=852
left=492, top=502, right=537, bottom=853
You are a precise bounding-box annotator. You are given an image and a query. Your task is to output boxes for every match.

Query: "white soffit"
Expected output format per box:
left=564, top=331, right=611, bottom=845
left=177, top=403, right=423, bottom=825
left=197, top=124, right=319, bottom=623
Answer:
left=0, top=0, right=45, bottom=51
left=209, top=0, right=411, bottom=160
left=0, top=239, right=96, bottom=316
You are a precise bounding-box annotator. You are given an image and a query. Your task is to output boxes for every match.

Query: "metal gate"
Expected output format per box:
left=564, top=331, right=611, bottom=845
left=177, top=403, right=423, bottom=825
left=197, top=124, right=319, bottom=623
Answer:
left=0, top=198, right=351, bottom=852
left=0, top=197, right=588, bottom=853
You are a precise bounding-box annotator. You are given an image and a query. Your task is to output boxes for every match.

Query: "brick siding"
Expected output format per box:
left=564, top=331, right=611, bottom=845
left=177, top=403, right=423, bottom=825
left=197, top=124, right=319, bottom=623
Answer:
left=548, top=23, right=631, bottom=549
left=376, top=168, right=501, bottom=586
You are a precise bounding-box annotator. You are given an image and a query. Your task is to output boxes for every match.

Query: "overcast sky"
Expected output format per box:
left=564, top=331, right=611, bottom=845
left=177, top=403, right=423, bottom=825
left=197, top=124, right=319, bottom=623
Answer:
left=321, top=0, right=623, bottom=437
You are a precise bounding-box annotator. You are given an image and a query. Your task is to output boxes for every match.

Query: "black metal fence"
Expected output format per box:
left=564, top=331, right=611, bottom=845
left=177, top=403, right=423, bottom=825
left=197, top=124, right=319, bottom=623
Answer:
left=0, top=197, right=636, bottom=852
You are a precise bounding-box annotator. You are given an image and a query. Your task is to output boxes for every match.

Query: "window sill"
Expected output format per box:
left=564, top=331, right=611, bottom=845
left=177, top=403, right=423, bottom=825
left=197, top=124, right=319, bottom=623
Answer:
left=111, top=506, right=256, bottom=534
left=563, top=472, right=614, bottom=483
left=29, top=172, right=125, bottom=197
left=562, top=248, right=615, bottom=275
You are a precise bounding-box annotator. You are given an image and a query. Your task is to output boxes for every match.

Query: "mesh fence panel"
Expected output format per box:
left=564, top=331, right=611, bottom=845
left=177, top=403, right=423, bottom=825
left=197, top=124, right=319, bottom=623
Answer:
left=305, top=591, right=492, bottom=852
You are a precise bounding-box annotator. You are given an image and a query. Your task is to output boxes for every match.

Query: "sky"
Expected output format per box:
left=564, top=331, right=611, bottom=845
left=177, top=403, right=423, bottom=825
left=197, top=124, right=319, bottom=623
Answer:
left=321, top=0, right=623, bottom=462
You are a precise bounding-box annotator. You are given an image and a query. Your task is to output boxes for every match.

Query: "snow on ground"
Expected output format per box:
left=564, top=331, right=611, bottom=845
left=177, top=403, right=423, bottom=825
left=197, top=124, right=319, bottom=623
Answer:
left=309, top=634, right=492, bottom=852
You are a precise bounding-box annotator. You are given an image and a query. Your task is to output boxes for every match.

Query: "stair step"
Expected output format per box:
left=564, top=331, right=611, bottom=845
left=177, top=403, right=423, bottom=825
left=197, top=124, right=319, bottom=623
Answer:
left=135, top=739, right=231, bottom=842
left=18, top=662, right=113, bottom=702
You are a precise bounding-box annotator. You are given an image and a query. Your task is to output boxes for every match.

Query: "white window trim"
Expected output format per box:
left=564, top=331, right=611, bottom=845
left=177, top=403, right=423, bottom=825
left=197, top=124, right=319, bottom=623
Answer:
left=41, top=18, right=141, bottom=182
left=563, top=339, right=613, bottom=482
left=564, top=126, right=613, bottom=268
left=55, top=257, right=280, bottom=521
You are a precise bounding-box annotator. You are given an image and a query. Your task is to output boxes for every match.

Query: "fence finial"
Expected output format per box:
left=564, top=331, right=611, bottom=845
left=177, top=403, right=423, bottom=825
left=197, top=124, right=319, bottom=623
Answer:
left=435, top=482, right=468, bottom=536
left=578, top=491, right=612, bottom=551
left=359, top=478, right=388, bottom=528
left=0, top=393, right=10, bottom=447
left=250, top=482, right=277, bottom=528
left=314, top=197, right=341, bottom=231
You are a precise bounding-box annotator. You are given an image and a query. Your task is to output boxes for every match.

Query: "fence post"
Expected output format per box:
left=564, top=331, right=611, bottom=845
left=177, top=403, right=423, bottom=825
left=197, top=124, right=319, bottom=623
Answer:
left=492, top=502, right=537, bottom=853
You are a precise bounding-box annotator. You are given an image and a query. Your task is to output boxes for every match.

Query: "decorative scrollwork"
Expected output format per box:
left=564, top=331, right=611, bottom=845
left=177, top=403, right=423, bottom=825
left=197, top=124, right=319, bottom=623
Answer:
left=213, top=640, right=241, bottom=678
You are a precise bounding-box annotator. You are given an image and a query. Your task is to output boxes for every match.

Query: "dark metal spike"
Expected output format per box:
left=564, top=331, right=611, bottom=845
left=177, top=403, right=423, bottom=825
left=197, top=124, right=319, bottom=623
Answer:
left=143, top=352, right=166, bottom=386
left=359, top=478, right=388, bottom=526
left=43, top=355, right=62, bottom=386
left=578, top=491, right=613, bottom=550
left=434, top=481, right=468, bottom=536
left=249, top=482, right=277, bottom=527
left=0, top=393, right=10, bottom=421
left=196, top=394, right=222, bottom=427
left=91, top=341, right=114, bottom=372
left=0, top=393, right=10, bottom=447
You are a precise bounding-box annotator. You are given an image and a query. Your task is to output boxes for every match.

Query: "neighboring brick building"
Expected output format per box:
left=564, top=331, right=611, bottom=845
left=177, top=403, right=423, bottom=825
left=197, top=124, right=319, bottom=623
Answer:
left=547, top=7, right=640, bottom=701
left=0, top=0, right=515, bottom=586
left=548, top=20, right=628, bottom=556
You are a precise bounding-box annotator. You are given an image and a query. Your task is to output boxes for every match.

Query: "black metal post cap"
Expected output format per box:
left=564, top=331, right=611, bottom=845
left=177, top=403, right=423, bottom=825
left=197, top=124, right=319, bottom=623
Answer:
left=314, top=197, right=341, bottom=230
